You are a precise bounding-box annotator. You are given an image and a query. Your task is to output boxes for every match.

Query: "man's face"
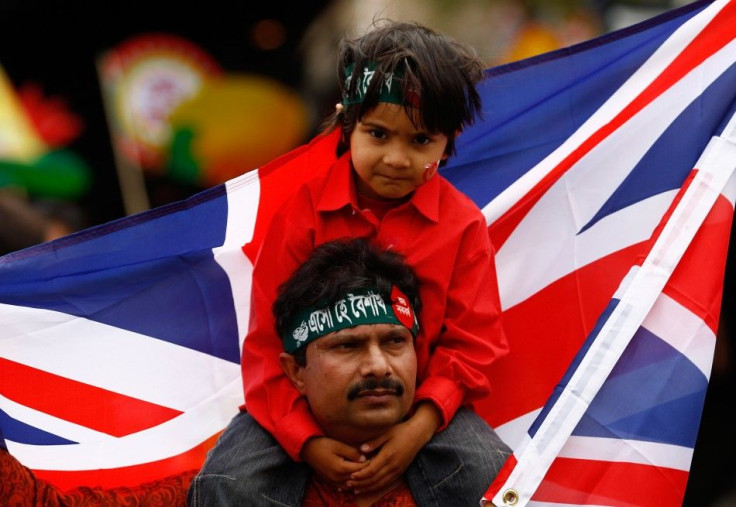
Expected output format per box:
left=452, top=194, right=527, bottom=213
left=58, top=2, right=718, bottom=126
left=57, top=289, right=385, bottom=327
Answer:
left=349, top=103, right=448, bottom=200
left=282, top=323, right=417, bottom=446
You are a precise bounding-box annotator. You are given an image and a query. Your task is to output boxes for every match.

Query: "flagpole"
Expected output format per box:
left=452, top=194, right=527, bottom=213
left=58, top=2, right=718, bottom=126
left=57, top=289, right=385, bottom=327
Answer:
left=95, top=57, right=151, bottom=216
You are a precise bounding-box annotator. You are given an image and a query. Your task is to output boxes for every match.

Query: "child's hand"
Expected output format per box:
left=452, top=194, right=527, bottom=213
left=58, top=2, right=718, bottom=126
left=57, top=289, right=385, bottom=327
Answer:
left=346, top=402, right=441, bottom=494
left=301, top=436, right=368, bottom=487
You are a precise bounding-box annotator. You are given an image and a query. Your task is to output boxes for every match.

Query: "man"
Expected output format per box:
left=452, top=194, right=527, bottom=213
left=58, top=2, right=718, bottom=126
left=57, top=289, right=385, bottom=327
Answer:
left=189, top=239, right=510, bottom=506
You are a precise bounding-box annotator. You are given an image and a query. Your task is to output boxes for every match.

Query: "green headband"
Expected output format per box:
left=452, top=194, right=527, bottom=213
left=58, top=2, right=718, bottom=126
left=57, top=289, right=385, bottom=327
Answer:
left=283, top=286, right=419, bottom=353
left=342, top=62, right=418, bottom=107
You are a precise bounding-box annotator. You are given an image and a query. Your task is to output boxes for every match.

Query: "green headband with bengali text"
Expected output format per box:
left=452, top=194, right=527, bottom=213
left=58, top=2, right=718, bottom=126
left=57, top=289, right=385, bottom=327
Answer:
left=342, top=62, right=418, bottom=107
left=283, top=285, right=419, bottom=353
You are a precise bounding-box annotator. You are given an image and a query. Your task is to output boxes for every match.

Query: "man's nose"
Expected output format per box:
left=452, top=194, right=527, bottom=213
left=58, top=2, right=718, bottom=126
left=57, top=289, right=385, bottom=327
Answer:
left=383, top=142, right=410, bottom=169
left=360, top=343, right=391, bottom=377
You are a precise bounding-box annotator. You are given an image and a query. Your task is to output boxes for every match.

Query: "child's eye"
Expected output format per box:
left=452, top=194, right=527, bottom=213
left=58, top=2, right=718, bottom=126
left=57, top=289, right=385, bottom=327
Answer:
left=414, top=134, right=431, bottom=145
left=369, top=129, right=388, bottom=140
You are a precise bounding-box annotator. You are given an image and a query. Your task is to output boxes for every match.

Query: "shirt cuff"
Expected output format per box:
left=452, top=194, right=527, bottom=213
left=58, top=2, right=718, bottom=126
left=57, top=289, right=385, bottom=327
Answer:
left=275, top=409, right=324, bottom=461
left=414, top=376, right=465, bottom=432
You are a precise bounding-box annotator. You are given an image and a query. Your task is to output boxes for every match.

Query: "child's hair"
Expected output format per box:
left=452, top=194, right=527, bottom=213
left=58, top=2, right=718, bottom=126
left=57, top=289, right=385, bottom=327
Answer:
left=325, top=20, right=486, bottom=157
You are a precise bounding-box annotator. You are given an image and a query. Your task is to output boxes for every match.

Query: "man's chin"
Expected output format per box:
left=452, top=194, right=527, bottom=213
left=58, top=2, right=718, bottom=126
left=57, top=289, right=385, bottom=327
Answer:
left=349, top=405, right=408, bottom=433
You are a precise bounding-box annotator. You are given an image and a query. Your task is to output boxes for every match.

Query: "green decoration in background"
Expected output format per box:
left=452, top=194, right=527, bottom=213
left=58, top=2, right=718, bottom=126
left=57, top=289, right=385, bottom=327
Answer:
left=0, top=150, right=91, bottom=199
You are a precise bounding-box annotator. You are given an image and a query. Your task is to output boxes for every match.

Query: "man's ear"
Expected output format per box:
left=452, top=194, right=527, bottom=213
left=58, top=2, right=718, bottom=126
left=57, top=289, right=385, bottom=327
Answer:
left=279, top=352, right=307, bottom=395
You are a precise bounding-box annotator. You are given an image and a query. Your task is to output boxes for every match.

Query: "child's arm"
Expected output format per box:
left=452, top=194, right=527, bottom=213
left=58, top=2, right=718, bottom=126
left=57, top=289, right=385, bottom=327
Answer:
left=414, top=216, right=508, bottom=426
left=241, top=194, right=323, bottom=460
left=243, top=203, right=375, bottom=483
left=242, top=185, right=383, bottom=483
left=346, top=215, right=508, bottom=492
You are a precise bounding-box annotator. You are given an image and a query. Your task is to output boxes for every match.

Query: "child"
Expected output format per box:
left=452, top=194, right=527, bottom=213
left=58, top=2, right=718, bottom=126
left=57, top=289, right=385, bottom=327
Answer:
left=190, top=20, right=510, bottom=505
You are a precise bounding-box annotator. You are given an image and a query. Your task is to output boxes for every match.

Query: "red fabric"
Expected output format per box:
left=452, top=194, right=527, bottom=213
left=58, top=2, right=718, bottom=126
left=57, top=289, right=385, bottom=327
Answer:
left=241, top=152, right=508, bottom=459
left=0, top=449, right=195, bottom=506
left=357, top=192, right=406, bottom=220
left=302, top=474, right=417, bottom=507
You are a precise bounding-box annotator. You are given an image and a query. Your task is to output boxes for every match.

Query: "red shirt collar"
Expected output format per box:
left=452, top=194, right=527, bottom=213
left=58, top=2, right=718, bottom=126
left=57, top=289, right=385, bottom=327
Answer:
left=317, top=151, right=441, bottom=223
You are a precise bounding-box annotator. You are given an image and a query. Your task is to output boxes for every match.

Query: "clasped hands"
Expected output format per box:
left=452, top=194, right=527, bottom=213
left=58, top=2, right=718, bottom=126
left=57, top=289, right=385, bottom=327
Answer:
left=301, top=403, right=441, bottom=495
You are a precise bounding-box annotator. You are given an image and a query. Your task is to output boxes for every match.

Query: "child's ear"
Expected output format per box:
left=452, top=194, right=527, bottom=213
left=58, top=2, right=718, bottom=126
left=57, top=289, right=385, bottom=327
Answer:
left=279, top=352, right=307, bottom=394
left=442, top=129, right=462, bottom=159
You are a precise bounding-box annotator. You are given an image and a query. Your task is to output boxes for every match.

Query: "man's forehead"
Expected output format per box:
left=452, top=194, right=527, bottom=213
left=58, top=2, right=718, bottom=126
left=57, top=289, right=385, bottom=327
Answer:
left=319, top=323, right=411, bottom=342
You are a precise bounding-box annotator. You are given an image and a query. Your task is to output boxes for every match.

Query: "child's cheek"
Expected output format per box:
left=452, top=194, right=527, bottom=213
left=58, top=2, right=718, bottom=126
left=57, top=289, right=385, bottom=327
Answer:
left=422, top=160, right=439, bottom=182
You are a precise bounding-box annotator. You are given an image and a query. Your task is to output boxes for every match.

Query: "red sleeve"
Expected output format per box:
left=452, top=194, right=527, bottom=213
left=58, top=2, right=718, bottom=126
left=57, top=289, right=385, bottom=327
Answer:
left=241, top=188, right=323, bottom=460
left=0, top=448, right=195, bottom=507
left=414, top=217, right=508, bottom=429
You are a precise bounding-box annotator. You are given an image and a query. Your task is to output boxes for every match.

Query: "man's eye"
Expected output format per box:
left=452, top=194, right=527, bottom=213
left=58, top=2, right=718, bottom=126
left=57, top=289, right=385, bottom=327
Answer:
left=335, top=341, right=358, bottom=350
left=385, top=336, right=408, bottom=346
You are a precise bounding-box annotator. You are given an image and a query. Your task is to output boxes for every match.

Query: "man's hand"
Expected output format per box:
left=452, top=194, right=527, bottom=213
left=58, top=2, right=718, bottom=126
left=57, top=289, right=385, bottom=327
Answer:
left=346, top=402, right=442, bottom=494
left=301, top=436, right=368, bottom=487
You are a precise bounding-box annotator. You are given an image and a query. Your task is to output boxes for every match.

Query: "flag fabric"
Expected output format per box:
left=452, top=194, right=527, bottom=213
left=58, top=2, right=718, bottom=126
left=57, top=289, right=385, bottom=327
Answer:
left=484, top=116, right=736, bottom=506
left=468, top=0, right=736, bottom=504
left=0, top=130, right=339, bottom=491
left=1, top=1, right=735, bottom=505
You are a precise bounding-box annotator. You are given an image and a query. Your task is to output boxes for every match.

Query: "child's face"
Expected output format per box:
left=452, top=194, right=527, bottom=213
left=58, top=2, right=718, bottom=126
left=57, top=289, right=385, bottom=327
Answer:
left=349, top=103, right=449, bottom=200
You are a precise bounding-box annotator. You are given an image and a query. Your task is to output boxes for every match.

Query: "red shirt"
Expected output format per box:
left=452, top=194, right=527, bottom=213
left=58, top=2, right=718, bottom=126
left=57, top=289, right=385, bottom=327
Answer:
left=302, top=475, right=417, bottom=507
left=241, top=152, right=508, bottom=459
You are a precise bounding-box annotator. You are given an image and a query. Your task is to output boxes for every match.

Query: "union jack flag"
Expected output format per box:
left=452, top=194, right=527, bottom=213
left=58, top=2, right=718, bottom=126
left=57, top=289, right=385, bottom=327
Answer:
left=471, top=0, right=736, bottom=504
left=0, top=1, right=734, bottom=505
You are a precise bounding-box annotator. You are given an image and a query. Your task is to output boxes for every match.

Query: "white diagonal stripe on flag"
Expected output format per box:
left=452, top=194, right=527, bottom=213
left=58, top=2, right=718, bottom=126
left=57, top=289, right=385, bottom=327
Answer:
left=7, top=377, right=242, bottom=470
left=496, top=35, right=736, bottom=310
left=482, top=0, right=729, bottom=226
left=642, top=293, right=716, bottom=377
left=559, top=435, right=693, bottom=470
left=0, top=303, right=241, bottom=411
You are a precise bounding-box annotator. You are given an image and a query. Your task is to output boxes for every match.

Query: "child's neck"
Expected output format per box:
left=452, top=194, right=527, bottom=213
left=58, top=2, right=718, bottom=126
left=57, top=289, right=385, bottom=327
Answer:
left=357, top=192, right=408, bottom=220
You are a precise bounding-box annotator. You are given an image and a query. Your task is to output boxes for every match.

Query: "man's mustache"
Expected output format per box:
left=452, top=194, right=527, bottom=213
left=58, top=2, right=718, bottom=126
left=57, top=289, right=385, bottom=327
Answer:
left=347, top=378, right=405, bottom=400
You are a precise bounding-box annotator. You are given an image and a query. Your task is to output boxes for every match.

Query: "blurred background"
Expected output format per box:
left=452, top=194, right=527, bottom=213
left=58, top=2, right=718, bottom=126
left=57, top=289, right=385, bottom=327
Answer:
left=0, top=0, right=732, bottom=505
